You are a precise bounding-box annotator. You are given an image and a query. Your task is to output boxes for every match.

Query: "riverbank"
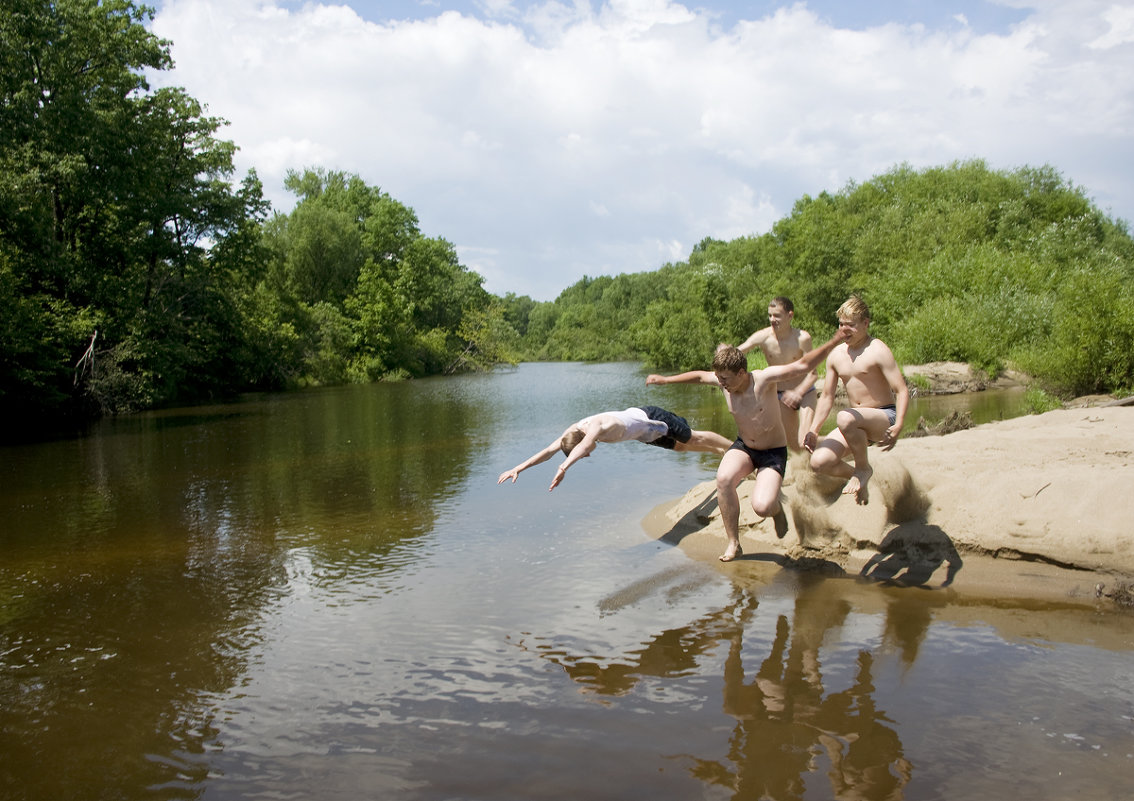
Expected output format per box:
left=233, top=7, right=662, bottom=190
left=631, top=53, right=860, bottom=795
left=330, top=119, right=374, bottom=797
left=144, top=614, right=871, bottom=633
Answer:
left=643, top=391, right=1134, bottom=608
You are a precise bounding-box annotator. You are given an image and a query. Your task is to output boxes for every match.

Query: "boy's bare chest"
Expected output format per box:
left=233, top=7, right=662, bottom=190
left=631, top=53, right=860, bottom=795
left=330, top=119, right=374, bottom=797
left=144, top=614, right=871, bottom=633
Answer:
left=726, top=383, right=775, bottom=422
left=764, top=335, right=802, bottom=364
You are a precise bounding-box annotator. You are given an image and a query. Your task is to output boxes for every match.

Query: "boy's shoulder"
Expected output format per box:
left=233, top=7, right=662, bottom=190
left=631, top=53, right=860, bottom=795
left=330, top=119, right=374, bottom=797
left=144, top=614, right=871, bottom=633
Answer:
left=750, top=326, right=776, bottom=345
left=865, top=335, right=896, bottom=357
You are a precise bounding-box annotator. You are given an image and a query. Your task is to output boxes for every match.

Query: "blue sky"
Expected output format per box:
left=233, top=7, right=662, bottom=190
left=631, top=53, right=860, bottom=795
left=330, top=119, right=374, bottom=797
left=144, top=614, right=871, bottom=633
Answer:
left=150, top=1, right=1134, bottom=300
left=337, top=0, right=1030, bottom=33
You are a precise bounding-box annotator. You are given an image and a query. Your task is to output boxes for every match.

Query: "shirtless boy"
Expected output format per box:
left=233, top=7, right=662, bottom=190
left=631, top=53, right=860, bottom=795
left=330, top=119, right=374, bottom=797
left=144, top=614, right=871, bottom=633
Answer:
left=803, top=296, right=909, bottom=506
left=497, top=406, right=731, bottom=492
left=737, top=296, right=817, bottom=451
left=647, top=331, right=847, bottom=562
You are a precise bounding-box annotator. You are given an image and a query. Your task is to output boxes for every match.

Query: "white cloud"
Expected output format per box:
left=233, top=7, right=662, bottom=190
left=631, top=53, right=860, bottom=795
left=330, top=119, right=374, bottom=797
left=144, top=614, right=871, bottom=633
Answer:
left=1089, top=3, right=1134, bottom=49
left=152, top=0, right=1134, bottom=300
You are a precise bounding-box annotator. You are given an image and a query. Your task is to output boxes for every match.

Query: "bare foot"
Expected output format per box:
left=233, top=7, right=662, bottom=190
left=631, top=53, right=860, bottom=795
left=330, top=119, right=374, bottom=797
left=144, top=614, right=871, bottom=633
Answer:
left=842, top=467, right=873, bottom=505
left=719, top=543, right=743, bottom=562
left=772, top=507, right=789, bottom=539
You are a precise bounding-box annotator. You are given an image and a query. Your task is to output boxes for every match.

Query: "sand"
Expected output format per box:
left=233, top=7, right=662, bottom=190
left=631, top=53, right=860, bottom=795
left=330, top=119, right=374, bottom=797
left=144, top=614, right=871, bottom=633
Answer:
left=643, top=393, right=1134, bottom=609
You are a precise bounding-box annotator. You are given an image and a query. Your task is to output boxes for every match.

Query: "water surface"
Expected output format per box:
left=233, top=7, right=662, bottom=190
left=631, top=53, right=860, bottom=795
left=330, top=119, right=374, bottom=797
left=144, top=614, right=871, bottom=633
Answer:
left=1, top=363, right=1130, bottom=800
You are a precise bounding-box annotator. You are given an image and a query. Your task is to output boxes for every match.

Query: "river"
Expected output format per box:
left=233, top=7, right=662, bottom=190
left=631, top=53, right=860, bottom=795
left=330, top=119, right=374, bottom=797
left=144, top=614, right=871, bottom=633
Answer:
left=1, top=362, right=1131, bottom=800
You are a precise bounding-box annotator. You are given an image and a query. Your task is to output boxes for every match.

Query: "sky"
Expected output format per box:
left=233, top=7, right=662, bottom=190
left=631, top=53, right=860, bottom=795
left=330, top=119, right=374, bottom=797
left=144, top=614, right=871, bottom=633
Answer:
left=148, top=1, right=1134, bottom=301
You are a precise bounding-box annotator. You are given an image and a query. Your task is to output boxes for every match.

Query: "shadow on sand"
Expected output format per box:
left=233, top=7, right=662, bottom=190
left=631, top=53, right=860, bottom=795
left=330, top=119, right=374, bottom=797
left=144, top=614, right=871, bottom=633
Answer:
left=655, top=456, right=964, bottom=589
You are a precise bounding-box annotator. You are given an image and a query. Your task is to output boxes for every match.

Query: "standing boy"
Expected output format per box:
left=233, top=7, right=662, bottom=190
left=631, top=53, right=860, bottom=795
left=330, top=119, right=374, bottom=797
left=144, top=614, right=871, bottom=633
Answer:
left=647, top=331, right=847, bottom=562
left=737, top=296, right=817, bottom=451
left=803, top=296, right=909, bottom=506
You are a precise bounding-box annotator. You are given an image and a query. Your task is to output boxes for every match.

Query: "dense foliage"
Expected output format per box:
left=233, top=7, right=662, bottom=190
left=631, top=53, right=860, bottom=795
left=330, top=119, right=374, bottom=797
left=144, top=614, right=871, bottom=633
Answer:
left=1, top=1, right=516, bottom=437
left=3, top=2, right=1131, bottom=443
left=519, top=162, right=1134, bottom=398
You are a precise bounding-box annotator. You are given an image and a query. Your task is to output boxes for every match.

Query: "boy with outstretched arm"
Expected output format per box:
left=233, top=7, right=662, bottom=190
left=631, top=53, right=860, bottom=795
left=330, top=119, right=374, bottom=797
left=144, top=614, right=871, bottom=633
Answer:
left=497, top=406, right=731, bottom=492
left=647, top=330, right=848, bottom=562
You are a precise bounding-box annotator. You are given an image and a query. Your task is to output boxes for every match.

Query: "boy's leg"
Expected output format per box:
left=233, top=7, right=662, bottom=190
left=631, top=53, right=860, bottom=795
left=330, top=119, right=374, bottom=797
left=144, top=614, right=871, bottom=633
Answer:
left=835, top=408, right=892, bottom=504
left=808, top=428, right=854, bottom=481
left=716, top=449, right=754, bottom=562
left=677, top=429, right=733, bottom=454
left=748, top=466, right=789, bottom=539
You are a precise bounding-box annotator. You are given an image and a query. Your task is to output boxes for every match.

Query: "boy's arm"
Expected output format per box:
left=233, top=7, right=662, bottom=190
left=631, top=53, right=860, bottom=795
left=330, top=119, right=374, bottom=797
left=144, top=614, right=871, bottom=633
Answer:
left=803, top=362, right=840, bottom=452
left=762, top=331, right=845, bottom=385
left=877, top=345, right=910, bottom=451
left=548, top=431, right=600, bottom=491
left=497, top=435, right=566, bottom=484
left=783, top=330, right=817, bottom=404
left=646, top=370, right=720, bottom=386
left=736, top=328, right=769, bottom=356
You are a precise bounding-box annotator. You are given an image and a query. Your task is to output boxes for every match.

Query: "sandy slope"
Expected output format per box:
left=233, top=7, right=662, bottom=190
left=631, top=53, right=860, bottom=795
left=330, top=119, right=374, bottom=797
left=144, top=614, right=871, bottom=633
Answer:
left=644, top=401, right=1134, bottom=607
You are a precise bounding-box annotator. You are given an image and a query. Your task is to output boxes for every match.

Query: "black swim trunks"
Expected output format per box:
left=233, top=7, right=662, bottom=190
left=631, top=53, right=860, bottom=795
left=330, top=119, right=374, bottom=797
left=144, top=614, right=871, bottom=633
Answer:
left=727, top=439, right=788, bottom=476
left=636, top=406, right=692, bottom=450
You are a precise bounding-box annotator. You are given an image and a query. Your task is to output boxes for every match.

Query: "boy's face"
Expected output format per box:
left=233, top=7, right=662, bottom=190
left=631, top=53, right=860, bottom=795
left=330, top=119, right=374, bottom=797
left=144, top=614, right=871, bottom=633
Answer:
left=768, top=303, right=792, bottom=330
left=838, top=315, right=869, bottom=345
left=714, top=369, right=748, bottom=393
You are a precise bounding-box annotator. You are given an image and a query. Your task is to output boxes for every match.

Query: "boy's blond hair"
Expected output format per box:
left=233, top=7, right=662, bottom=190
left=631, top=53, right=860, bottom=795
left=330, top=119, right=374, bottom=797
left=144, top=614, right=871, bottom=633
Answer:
left=837, top=295, right=870, bottom=323
left=560, top=428, right=585, bottom=456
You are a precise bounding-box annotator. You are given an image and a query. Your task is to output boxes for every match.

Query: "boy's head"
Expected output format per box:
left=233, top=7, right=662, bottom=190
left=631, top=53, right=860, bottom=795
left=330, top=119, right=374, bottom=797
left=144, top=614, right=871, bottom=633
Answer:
left=712, top=344, right=747, bottom=374
left=837, top=295, right=870, bottom=325
left=560, top=428, right=586, bottom=456
left=770, top=296, right=794, bottom=315
left=712, top=344, right=750, bottom=392
left=768, top=296, right=794, bottom=329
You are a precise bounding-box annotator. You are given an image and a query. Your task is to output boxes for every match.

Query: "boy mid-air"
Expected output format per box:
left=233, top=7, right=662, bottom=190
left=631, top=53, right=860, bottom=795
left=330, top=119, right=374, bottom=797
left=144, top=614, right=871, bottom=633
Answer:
left=497, top=406, right=732, bottom=492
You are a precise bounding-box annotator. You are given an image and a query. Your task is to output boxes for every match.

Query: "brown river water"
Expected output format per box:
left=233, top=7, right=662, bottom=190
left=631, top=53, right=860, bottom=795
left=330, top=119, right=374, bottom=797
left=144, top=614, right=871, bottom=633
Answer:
left=1, top=362, right=1131, bottom=800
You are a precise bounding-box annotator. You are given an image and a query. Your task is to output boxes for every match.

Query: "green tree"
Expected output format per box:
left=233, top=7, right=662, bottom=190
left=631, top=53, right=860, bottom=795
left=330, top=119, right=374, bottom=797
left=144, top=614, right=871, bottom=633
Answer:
left=0, top=0, right=273, bottom=424
left=522, top=160, right=1133, bottom=395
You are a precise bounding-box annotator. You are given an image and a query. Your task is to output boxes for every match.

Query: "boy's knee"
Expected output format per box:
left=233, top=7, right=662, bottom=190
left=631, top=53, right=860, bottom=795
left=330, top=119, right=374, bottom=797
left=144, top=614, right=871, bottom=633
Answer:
left=750, top=496, right=776, bottom=517
left=835, top=408, right=859, bottom=431
left=716, top=469, right=746, bottom=493
left=809, top=450, right=836, bottom=473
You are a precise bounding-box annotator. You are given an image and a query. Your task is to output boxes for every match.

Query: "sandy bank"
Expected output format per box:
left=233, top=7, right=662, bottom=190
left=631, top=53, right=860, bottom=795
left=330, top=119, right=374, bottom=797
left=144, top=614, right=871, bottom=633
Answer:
left=644, top=405, right=1134, bottom=608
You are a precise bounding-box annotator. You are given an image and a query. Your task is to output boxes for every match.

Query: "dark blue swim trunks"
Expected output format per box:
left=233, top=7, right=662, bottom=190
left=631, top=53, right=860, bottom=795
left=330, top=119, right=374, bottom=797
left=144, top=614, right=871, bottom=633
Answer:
left=727, top=439, right=788, bottom=476
left=777, top=385, right=817, bottom=402
left=867, top=404, right=899, bottom=445
left=636, top=406, right=692, bottom=450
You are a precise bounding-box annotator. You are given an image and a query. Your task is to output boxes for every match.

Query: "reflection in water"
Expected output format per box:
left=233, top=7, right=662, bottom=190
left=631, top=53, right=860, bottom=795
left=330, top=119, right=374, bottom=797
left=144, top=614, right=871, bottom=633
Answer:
left=0, top=378, right=496, bottom=799
left=530, top=588, right=761, bottom=697
left=532, top=576, right=918, bottom=800
left=700, top=579, right=911, bottom=801
left=1, top=365, right=1131, bottom=801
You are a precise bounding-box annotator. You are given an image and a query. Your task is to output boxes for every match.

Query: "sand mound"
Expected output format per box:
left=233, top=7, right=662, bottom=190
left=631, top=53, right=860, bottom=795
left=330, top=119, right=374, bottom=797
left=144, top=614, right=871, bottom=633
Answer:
left=645, top=407, right=1134, bottom=603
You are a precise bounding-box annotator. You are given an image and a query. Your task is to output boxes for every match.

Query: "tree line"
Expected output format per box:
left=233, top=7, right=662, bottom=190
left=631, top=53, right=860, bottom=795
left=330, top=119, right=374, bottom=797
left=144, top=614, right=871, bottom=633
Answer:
left=3, top=2, right=1132, bottom=444
left=1, top=0, right=519, bottom=439
left=509, top=160, right=1134, bottom=400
